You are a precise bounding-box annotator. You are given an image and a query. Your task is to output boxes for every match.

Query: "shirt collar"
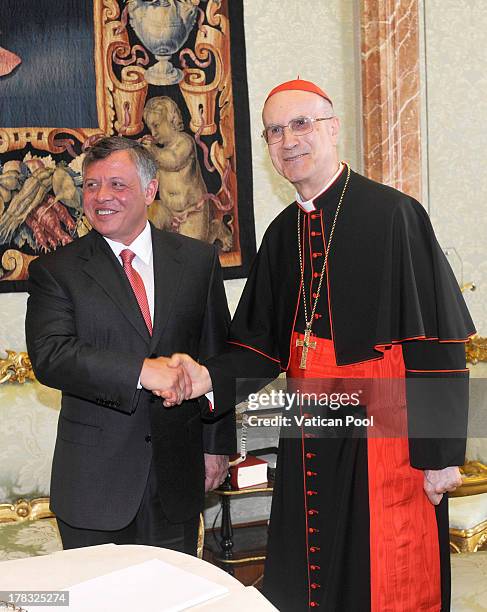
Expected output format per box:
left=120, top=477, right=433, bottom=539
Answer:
left=103, top=222, right=152, bottom=265
left=296, top=162, right=345, bottom=213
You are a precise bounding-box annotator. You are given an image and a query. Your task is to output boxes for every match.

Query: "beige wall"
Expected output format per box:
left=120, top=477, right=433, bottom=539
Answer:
left=420, top=0, right=487, bottom=333
left=0, top=0, right=361, bottom=348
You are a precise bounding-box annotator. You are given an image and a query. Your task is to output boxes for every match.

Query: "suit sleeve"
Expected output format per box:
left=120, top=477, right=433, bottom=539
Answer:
left=403, top=339, right=469, bottom=470
left=25, top=258, right=143, bottom=414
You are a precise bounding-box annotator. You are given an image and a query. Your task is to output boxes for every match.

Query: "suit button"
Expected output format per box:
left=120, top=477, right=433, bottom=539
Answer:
left=145, top=435, right=151, bottom=443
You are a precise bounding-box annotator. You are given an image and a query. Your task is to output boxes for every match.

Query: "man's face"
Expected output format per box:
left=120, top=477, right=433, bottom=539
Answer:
left=83, top=150, right=158, bottom=245
left=262, top=90, right=340, bottom=199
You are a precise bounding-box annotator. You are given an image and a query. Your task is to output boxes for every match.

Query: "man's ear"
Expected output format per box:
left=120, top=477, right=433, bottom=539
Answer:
left=330, top=116, right=340, bottom=144
left=145, top=178, right=159, bottom=205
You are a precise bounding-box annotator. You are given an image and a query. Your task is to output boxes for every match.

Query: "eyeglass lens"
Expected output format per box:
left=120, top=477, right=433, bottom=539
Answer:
left=265, top=116, right=313, bottom=144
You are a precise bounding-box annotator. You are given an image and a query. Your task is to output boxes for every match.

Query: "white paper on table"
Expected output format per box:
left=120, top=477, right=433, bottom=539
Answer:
left=34, top=558, right=229, bottom=612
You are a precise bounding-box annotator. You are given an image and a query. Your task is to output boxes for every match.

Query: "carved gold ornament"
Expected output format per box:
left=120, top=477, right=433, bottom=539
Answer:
left=0, top=350, right=34, bottom=384
left=450, top=460, right=487, bottom=498
left=0, top=498, right=53, bottom=523
left=466, top=335, right=487, bottom=365
left=450, top=519, right=487, bottom=553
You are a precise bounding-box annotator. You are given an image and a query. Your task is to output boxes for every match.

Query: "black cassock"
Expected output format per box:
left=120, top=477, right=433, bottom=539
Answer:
left=207, top=168, right=475, bottom=611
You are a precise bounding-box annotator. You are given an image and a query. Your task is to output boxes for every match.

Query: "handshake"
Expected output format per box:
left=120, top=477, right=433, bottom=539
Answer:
left=140, top=354, right=212, bottom=407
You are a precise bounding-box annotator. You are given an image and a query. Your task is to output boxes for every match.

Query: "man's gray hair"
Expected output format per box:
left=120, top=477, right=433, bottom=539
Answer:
left=82, top=136, right=157, bottom=190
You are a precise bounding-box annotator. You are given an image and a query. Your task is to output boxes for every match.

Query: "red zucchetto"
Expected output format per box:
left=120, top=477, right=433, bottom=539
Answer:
left=265, top=78, right=333, bottom=105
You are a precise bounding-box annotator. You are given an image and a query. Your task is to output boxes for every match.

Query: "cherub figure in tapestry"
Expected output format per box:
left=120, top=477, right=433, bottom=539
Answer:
left=142, top=96, right=208, bottom=240
left=143, top=95, right=228, bottom=246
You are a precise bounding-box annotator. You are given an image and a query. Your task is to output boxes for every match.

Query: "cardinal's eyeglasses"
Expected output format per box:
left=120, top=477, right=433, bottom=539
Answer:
left=262, top=115, right=335, bottom=145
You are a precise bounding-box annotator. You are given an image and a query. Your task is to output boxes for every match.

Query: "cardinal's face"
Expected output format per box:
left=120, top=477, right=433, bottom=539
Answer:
left=262, top=90, right=340, bottom=201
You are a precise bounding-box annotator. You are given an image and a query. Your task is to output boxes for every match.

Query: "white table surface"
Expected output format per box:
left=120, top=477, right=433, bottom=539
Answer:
left=1, top=544, right=486, bottom=610
left=0, top=543, right=277, bottom=611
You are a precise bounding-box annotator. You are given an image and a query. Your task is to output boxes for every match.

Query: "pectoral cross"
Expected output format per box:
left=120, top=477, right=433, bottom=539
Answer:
left=296, top=328, right=317, bottom=370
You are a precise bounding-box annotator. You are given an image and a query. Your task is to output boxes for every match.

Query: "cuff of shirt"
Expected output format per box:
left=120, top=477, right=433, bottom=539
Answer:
left=205, top=391, right=215, bottom=412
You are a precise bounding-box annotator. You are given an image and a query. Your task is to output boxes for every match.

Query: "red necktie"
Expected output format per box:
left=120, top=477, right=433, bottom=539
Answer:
left=120, top=249, right=152, bottom=335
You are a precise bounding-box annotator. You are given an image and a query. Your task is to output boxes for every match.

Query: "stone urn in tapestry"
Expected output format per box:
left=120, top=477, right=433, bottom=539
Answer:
left=126, top=0, right=198, bottom=86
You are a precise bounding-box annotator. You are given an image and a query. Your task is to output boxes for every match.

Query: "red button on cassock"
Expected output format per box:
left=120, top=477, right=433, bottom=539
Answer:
left=310, top=602, right=319, bottom=608
left=306, top=453, right=316, bottom=459
left=310, top=564, right=321, bottom=571
left=309, top=546, right=320, bottom=553
left=307, top=490, right=317, bottom=496
left=308, top=509, right=319, bottom=516
left=307, top=471, right=317, bottom=476
left=311, top=583, right=321, bottom=590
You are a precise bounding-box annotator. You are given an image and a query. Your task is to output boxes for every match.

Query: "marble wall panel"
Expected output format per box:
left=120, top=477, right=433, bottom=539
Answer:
left=361, top=0, right=422, bottom=201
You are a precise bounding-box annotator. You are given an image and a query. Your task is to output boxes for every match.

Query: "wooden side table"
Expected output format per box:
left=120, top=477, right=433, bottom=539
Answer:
left=211, top=476, right=274, bottom=577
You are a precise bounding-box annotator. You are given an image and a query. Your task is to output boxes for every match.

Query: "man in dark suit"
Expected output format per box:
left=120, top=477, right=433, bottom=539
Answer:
left=25, top=136, right=235, bottom=553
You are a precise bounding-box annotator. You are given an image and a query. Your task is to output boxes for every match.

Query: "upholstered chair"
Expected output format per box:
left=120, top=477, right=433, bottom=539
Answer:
left=0, top=350, right=63, bottom=560
left=449, top=354, right=487, bottom=554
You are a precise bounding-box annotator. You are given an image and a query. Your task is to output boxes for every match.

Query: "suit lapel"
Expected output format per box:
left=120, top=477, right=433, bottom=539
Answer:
left=149, top=226, right=185, bottom=353
left=82, top=233, right=150, bottom=342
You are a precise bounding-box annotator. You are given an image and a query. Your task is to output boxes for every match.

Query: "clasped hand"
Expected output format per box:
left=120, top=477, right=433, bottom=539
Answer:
left=423, top=466, right=463, bottom=505
left=140, top=354, right=212, bottom=407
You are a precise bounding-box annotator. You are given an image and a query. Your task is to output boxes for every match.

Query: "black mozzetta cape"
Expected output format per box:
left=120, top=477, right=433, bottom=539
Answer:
left=227, top=169, right=475, bottom=367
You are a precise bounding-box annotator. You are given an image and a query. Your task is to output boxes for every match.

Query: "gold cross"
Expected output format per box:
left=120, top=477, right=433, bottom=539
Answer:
left=296, top=328, right=317, bottom=370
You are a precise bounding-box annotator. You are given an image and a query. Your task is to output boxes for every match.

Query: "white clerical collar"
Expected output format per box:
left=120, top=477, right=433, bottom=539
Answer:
left=296, top=162, right=345, bottom=213
left=104, top=222, right=152, bottom=265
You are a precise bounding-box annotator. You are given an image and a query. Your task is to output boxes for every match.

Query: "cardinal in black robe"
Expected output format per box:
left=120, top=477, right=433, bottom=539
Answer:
left=170, top=79, right=475, bottom=611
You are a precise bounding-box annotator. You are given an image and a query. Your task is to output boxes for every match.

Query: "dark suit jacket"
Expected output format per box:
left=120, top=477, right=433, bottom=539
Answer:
left=25, top=225, right=235, bottom=530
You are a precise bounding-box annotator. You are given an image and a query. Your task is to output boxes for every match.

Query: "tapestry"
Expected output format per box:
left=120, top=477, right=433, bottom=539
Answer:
left=0, top=0, right=255, bottom=292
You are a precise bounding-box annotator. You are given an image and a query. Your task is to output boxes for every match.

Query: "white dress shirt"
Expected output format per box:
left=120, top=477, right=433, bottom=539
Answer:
left=104, top=222, right=155, bottom=325
left=296, top=162, right=345, bottom=212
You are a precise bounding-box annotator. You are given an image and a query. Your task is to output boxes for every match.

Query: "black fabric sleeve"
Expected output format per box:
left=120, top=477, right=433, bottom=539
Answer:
left=226, top=234, right=281, bottom=362
left=206, top=342, right=281, bottom=415
left=402, top=340, right=469, bottom=469
left=197, top=248, right=236, bottom=455
left=204, top=234, right=282, bottom=419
